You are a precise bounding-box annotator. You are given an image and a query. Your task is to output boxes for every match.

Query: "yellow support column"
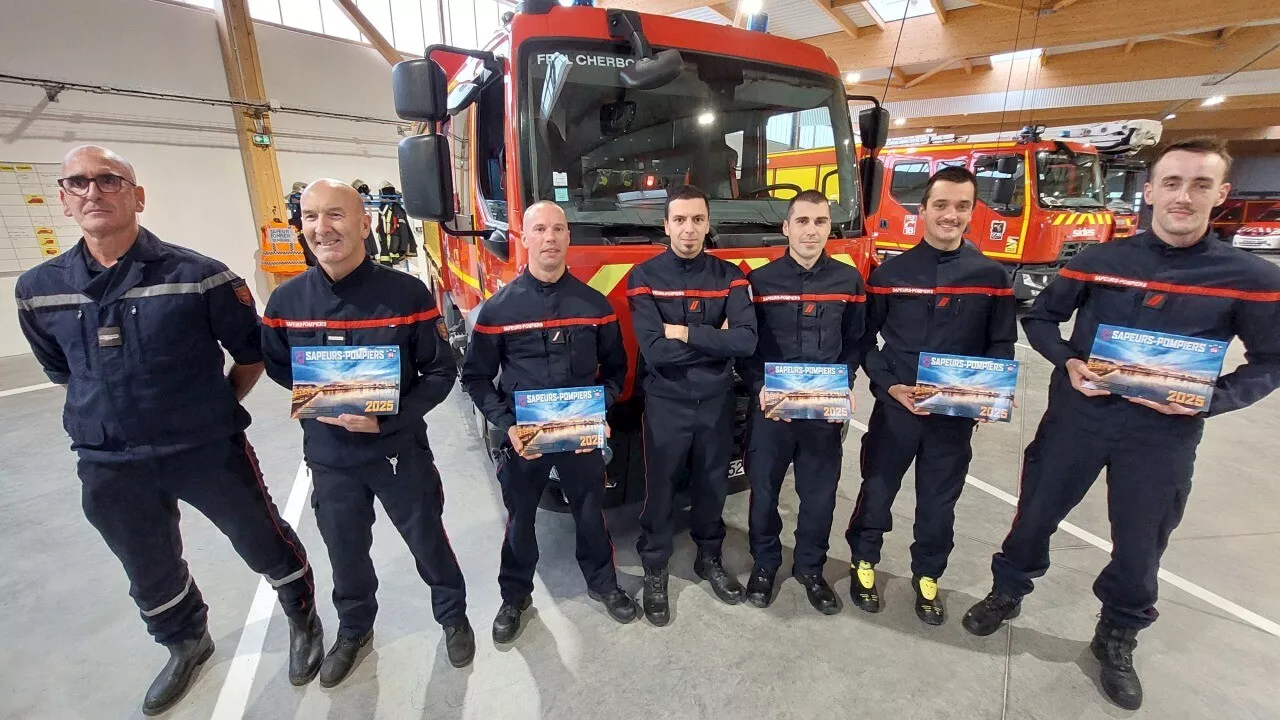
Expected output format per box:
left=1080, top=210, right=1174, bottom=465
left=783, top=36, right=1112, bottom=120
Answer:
left=213, top=0, right=301, bottom=290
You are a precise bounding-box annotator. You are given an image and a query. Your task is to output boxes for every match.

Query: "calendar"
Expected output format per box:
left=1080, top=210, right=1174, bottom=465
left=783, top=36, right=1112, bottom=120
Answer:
left=0, top=162, right=81, bottom=275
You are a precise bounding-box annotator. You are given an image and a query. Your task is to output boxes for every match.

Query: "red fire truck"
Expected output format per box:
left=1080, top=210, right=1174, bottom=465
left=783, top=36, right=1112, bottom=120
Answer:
left=869, top=129, right=1116, bottom=300
left=390, top=0, right=886, bottom=505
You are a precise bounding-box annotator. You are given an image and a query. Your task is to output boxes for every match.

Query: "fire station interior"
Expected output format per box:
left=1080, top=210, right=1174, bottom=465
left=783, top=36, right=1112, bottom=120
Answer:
left=2, top=0, right=1279, bottom=719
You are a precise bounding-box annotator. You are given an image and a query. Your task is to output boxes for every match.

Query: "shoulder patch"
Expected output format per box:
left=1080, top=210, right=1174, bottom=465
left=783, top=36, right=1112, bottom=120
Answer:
left=232, top=279, right=254, bottom=306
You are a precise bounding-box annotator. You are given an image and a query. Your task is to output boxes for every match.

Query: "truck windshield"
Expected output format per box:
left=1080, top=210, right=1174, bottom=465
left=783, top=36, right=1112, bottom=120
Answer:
left=522, top=43, right=858, bottom=233
left=1036, top=149, right=1105, bottom=209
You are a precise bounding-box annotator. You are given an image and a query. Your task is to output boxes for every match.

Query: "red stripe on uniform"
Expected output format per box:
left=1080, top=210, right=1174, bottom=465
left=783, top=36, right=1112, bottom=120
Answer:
left=753, top=293, right=866, bottom=304
left=262, top=308, right=440, bottom=329
left=472, top=314, right=618, bottom=334
left=626, top=287, right=734, bottom=299
left=865, top=285, right=1012, bottom=297
left=1059, top=268, right=1280, bottom=302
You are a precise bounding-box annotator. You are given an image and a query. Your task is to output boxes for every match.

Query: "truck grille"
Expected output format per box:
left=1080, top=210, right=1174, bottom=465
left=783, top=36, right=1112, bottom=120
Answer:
left=1059, top=241, right=1085, bottom=263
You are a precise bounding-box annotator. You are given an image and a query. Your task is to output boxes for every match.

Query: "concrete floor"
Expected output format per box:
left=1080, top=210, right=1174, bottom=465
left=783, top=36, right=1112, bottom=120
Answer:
left=2, top=313, right=1279, bottom=720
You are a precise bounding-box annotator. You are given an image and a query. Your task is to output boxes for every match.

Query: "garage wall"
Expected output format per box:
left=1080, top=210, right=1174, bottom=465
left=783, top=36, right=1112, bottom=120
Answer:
left=0, top=0, right=405, bottom=357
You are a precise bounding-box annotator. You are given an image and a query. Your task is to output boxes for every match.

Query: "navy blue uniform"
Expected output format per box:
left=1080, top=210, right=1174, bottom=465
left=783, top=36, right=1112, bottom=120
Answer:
left=627, top=248, right=757, bottom=569
left=846, top=240, right=1018, bottom=579
left=742, top=251, right=866, bottom=575
left=15, top=228, right=314, bottom=646
left=461, top=269, right=628, bottom=603
left=261, top=258, right=466, bottom=636
left=993, top=232, right=1280, bottom=629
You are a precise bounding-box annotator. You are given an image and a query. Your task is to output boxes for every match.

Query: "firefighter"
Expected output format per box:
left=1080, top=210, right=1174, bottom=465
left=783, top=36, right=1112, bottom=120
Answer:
left=740, top=190, right=866, bottom=614
left=627, top=184, right=758, bottom=626
left=461, top=201, right=638, bottom=644
left=845, top=166, right=1018, bottom=626
left=261, top=179, right=472, bottom=686
left=963, top=138, right=1280, bottom=710
left=14, top=145, right=322, bottom=715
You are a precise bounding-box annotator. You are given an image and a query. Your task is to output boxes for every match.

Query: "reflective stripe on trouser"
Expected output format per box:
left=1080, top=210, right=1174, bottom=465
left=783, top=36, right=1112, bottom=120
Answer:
left=496, top=448, right=617, bottom=603
left=637, top=392, right=735, bottom=569
left=991, top=403, right=1196, bottom=630
left=745, top=408, right=843, bottom=575
left=78, top=434, right=314, bottom=645
left=309, top=442, right=467, bottom=635
left=845, top=400, right=976, bottom=579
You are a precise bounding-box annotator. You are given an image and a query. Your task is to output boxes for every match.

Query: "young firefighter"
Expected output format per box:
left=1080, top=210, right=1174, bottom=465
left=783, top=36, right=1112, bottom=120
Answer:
left=15, top=145, right=322, bottom=715
left=845, top=166, right=1018, bottom=625
left=261, top=179, right=472, bottom=687
left=963, top=138, right=1280, bottom=710
left=740, top=190, right=866, bottom=614
left=627, top=184, right=759, bottom=625
left=461, top=201, right=638, bottom=644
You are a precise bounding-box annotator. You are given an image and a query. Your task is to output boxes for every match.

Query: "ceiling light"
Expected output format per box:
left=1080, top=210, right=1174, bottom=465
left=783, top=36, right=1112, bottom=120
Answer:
left=740, top=0, right=763, bottom=14
left=925, top=127, right=935, bottom=133
left=1164, top=113, right=1177, bottom=120
left=845, top=71, right=860, bottom=84
left=1202, top=95, right=1226, bottom=107
left=895, top=117, right=907, bottom=126
left=990, top=48, right=1043, bottom=64
left=697, top=111, right=716, bottom=126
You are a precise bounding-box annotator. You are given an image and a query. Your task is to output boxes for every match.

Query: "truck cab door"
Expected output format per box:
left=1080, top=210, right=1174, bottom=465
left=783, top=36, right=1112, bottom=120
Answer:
left=877, top=157, right=930, bottom=254
left=972, top=153, right=1026, bottom=257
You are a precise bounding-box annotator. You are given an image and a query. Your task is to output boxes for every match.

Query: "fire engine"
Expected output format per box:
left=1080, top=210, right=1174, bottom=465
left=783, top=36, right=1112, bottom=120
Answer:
left=868, top=121, right=1161, bottom=300
left=389, top=0, right=887, bottom=506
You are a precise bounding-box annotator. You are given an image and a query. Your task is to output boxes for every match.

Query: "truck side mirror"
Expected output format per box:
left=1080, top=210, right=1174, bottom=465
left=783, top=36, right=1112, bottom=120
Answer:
left=483, top=229, right=511, bottom=263
left=860, top=156, right=884, bottom=216
left=859, top=107, right=890, bottom=151
left=392, top=59, right=448, bottom=123
left=398, top=134, right=455, bottom=222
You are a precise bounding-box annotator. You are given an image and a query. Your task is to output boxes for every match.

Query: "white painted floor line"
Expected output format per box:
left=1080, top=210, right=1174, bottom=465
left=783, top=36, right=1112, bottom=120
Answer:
left=845, top=418, right=1280, bottom=639
left=0, top=382, right=57, bottom=398
left=210, top=461, right=312, bottom=720
left=1014, top=342, right=1034, bottom=352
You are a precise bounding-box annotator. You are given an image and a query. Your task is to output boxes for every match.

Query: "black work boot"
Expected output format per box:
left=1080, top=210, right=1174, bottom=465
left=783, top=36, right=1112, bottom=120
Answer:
left=642, top=566, right=671, bottom=627
left=1091, top=620, right=1143, bottom=710
left=694, top=553, right=744, bottom=605
left=287, top=608, right=324, bottom=686
left=318, top=631, right=373, bottom=688
left=745, top=566, right=777, bottom=609
left=142, top=632, right=214, bottom=716
left=588, top=586, right=640, bottom=624
left=914, top=575, right=945, bottom=626
left=793, top=569, right=840, bottom=615
left=961, top=591, right=1022, bottom=636
left=492, top=597, right=531, bottom=644
left=849, top=560, right=883, bottom=613
left=444, top=619, right=475, bottom=668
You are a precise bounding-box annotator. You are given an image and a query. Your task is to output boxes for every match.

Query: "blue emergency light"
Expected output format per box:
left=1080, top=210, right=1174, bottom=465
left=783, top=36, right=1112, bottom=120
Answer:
left=746, top=12, right=769, bottom=32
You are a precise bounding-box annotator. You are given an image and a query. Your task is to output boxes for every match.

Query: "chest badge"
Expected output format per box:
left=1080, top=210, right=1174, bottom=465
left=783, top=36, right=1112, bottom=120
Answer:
left=802, top=302, right=818, bottom=317
left=688, top=299, right=701, bottom=312
left=1143, top=292, right=1167, bottom=309
left=937, top=296, right=951, bottom=309
left=549, top=329, right=566, bottom=344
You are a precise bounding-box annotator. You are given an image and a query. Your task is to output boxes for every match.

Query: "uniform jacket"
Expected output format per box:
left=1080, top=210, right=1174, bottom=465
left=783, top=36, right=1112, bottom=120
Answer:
left=742, top=250, right=867, bottom=392
left=15, top=228, right=260, bottom=462
left=862, top=240, right=1018, bottom=403
left=261, top=257, right=456, bottom=468
left=627, top=247, right=757, bottom=401
left=1024, top=231, right=1280, bottom=432
left=461, top=268, right=628, bottom=435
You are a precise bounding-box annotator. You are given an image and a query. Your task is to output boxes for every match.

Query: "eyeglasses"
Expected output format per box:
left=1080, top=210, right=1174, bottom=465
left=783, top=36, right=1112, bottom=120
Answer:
left=57, top=174, right=136, bottom=196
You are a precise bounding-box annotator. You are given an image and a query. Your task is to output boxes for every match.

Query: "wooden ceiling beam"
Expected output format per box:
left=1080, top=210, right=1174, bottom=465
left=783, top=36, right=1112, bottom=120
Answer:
left=1158, top=33, right=1221, bottom=48
left=808, top=0, right=1270, bottom=72
left=811, top=0, right=861, bottom=38
left=929, top=0, right=948, bottom=23
left=860, top=1, right=888, bottom=30
left=961, top=57, right=974, bottom=73
left=707, top=2, right=736, bottom=22
left=904, top=58, right=961, bottom=88
left=331, top=0, right=403, bottom=66
left=1220, top=25, right=1244, bottom=40
left=966, top=0, right=1039, bottom=15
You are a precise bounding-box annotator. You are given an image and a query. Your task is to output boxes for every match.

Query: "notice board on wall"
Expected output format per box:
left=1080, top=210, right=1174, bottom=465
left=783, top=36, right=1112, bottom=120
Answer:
left=0, top=162, right=80, bottom=276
